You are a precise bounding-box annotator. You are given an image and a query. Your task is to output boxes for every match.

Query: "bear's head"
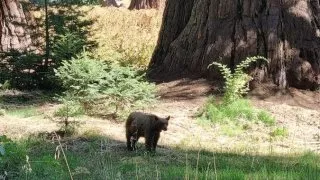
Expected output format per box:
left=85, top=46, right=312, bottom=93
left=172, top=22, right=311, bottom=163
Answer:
left=155, top=116, right=170, bottom=131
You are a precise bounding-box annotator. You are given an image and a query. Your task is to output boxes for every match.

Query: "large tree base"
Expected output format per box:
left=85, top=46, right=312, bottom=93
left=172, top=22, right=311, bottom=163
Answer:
left=101, top=0, right=123, bottom=7
left=0, top=0, right=33, bottom=52
left=148, top=0, right=320, bottom=90
left=128, top=0, right=160, bottom=10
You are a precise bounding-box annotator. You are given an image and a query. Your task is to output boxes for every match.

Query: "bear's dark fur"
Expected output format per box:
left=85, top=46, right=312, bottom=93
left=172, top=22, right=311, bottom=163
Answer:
left=125, top=112, right=170, bottom=151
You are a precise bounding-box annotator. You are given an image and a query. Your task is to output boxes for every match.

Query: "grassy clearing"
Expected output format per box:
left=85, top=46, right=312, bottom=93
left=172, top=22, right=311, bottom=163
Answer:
left=1, top=134, right=319, bottom=179
left=198, top=97, right=275, bottom=126
left=1, top=4, right=318, bottom=180
left=0, top=90, right=55, bottom=118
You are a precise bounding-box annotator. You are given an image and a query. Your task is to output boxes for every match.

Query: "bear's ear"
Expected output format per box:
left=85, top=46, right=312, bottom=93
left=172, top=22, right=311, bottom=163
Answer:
left=154, top=116, right=159, bottom=121
left=166, top=116, right=170, bottom=120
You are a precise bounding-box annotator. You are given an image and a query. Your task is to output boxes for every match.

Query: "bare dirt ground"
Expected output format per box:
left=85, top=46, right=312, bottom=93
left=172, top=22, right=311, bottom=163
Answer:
left=0, top=79, right=320, bottom=154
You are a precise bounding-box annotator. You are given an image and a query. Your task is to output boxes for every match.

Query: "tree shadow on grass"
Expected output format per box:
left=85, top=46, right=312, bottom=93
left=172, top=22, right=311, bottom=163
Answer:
left=0, top=90, right=58, bottom=109
left=3, top=132, right=319, bottom=179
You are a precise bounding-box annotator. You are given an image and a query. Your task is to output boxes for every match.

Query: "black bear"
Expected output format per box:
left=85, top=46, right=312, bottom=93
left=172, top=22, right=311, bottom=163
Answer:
left=125, top=112, right=170, bottom=151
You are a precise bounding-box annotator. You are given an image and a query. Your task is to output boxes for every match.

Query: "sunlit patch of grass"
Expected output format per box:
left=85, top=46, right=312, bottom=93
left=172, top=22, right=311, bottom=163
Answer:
left=198, top=97, right=275, bottom=126
left=270, top=127, right=289, bottom=137
left=6, top=107, right=41, bottom=118
left=220, top=123, right=244, bottom=136
left=0, top=109, right=5, bottom=116
left=1, top=134, right=320, bottom=179
left=258, top=111, right=276, bottom=126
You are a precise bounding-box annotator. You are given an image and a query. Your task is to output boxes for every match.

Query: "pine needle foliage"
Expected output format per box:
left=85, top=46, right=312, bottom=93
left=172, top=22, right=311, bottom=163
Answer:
left=54, top=52, right=156, bottom=118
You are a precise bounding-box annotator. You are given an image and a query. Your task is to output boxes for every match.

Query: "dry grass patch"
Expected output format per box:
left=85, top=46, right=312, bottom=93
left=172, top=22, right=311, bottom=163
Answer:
left=84, top=6, right=162, bottom=68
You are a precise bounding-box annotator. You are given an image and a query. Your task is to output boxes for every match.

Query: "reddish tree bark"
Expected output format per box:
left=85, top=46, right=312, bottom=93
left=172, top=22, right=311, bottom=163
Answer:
left=0, top=0, right=32, bottom=52
left=148, top=0, right=320, bottom=90
left=128, top=0, right=160, bottom=10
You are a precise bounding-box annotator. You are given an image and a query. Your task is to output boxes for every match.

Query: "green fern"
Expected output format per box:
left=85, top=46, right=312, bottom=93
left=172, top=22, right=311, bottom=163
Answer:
left=208, top=56, right=268, bottom=104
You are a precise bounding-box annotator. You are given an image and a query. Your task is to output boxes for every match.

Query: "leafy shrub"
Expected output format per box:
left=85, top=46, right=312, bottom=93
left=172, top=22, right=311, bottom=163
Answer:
left=198, top=97, right=275, bottom=125
left=208, top=56, right=268, bottom=104
left=110, top=34, right=156, bottom=68
left=55, top=53, right=156, bottom=118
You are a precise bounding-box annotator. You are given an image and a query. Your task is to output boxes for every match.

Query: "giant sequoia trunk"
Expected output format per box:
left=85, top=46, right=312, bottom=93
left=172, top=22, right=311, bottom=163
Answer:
left=0, top=0, right=32, bottom=52
left=148, top=0, right=320, bottom=90
left=129, top=0, right=159, bottom=10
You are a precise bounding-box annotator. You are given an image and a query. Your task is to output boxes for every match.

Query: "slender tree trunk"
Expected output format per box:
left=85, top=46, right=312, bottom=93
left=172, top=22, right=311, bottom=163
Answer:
left=0, top=0, right=32, bottom=52
left=129, top=0, right=160, bottom=10
left=148, top=0, right=320, bottom=90
left=44, top=0, right=49, bottom=67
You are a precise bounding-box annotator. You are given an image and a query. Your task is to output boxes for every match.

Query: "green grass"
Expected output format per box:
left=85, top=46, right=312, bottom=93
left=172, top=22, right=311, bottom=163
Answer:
left=271, top=127, right=289, bottom=137
left=198, top=97, right=275, bottom=126
left=1, top=135, right=319, bottom=179
left=220, top=123, right=244, bottom=136
left=0, top=109, right=5, bottom=116
left=6, top=107, right=41, bottom=118
left=258, top=111, right=275, bottom=125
